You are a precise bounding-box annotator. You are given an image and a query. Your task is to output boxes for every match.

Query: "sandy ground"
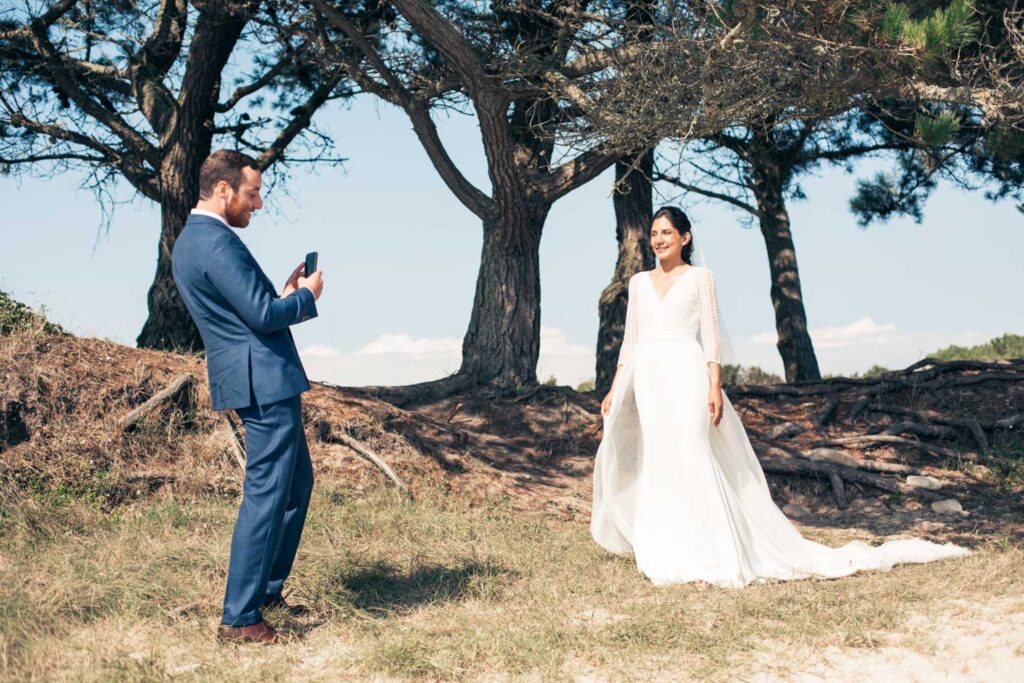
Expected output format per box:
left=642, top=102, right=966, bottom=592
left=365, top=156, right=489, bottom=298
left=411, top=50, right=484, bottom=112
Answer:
left=740, top=598, right=1024, bottom=683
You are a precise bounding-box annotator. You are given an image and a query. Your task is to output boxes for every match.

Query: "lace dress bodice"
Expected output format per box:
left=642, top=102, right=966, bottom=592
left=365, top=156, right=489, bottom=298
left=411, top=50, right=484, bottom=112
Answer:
left=617, top=267, right=721, bottom=366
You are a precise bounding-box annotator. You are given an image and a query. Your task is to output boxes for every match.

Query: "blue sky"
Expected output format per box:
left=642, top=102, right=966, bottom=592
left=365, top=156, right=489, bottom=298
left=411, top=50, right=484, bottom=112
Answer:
left=2, top=96, right=1022, bottom=386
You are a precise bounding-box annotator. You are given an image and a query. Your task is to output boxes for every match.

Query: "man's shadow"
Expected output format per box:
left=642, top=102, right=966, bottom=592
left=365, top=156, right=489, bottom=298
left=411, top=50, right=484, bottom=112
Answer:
left=328, top=559, right=513, bottom=618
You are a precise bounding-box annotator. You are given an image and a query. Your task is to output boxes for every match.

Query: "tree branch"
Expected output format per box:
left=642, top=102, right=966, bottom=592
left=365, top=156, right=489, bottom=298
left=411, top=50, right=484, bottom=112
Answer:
left=314, top=0, right=494, bottom=219
left=173, top=5, right=248, bottom=146
left=793, top=142, right=910, bottom=165
left=387, top=0, right=493, bottom=94
left=312, top=0, right=407, bottom=101
left=538, top=146, right=617, bottom=204
left=654, top=171, right=760, bottom=216
left=559, top=43, right=644, bottom=79
left=129, top=0, right=188, bottom=137
left=1, top=103, right=159, bottom=198
left=0, top=152, right=107, bottom=164
left=257, top=69, right=345, bottom=170
left=140, top=0, right=188, bottom=77
left=217, top=53, right=293, bottom=113
left=28, top=0, right=78, bottom=30
left=0, top=45, right=132, bottom=96
left=26, top=17, right=160, bottom=164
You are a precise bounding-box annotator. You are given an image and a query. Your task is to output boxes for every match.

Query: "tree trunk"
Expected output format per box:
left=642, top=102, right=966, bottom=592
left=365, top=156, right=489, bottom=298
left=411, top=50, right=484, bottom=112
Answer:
left=596, top=151, right=655, bottom=395
left=458, top=201, right=549, bottom=388
left=136, top=181, right=202, bottom=351
left=749, top=157, right=821, bottom=382
left=135, top=9, right=248, bottom=351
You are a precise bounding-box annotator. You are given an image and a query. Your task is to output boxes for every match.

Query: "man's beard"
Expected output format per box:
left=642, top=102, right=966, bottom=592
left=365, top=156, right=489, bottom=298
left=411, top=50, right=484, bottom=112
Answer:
left=225, top=195, right=251, bottom=228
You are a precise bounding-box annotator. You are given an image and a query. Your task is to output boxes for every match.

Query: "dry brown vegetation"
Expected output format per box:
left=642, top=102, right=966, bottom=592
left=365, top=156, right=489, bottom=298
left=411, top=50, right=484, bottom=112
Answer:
left=2, top=319, right=1024, bottom=680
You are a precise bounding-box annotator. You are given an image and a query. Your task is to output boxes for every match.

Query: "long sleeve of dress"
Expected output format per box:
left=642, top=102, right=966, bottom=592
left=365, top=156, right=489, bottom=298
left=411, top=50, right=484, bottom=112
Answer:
left=695, top=267, right=721, bottom=365
left=617, top=274, right=640, bottom=367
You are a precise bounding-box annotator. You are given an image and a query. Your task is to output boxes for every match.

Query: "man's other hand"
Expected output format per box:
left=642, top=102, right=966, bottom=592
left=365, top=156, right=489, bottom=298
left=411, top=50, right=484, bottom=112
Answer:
left=281, top=262, right=305, bottom=297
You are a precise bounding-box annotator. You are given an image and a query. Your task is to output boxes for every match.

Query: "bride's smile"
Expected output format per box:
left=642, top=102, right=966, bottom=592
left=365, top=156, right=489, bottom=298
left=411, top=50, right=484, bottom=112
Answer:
left=650, top=215, right=690, bottom=262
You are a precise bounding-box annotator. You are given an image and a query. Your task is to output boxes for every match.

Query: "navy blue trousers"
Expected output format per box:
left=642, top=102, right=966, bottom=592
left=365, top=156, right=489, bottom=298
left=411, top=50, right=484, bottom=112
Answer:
left=222, top=394, right=313, bottom=626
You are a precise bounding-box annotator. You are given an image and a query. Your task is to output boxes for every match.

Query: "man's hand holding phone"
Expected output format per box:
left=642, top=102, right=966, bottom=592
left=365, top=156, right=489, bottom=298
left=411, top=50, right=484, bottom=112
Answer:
left=298, top=251, right=323, bottom=301
left=298, top=268, right=323, bottom=301
left=282, top=251, right=323, bottom=301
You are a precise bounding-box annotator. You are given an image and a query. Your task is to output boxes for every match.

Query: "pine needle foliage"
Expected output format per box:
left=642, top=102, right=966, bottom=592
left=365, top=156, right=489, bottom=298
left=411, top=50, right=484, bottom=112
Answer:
left=894, top=0, right=981, bottom=53
left=915, top=109, right=963, bottom=146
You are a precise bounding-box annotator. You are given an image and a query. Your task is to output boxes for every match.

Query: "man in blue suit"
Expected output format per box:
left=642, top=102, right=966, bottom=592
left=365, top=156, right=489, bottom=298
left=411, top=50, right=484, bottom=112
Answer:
left=172, top=149, right=324, bottom=644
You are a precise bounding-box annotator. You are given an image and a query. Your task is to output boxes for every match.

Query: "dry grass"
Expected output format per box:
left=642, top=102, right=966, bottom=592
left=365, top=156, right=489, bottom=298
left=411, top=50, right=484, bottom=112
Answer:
left=3, top=307, right=1024, bottom=680
left=1, top=486, right=1020, bottom=682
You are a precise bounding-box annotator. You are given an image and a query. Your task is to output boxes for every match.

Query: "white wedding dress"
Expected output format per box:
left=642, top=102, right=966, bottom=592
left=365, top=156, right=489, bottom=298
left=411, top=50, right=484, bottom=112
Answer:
left=591, top=267, right=970, bottom=587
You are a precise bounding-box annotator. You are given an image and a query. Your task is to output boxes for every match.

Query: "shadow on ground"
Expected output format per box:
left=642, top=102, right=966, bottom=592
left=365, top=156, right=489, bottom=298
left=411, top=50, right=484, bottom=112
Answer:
left=327, top=559, right=513, bottom=617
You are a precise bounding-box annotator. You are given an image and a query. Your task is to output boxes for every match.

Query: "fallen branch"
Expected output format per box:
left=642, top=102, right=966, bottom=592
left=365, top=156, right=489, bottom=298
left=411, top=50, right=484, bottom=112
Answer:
left=758, top=454, right=944, bottom=501
left=764, top=421, right=803, bottom=440
left=885, top=421, right=959, bottom=440
left=729, top=358, right=1024, bottom=398
left=966, top=418, right=989, bottom=456
left=220, top=413, right=247, bottom=472
left=812, top=398, right=839, bottom=428
left=828, top=471, right=848, bottom=508
left=995, top=414, right=1024, bottom=429
left=818, top=435, right=979, bottom=462
left=803, top=449, right=924, bottom=476
left=849, top=396, right=872, bottom=422
left=515, top=386, right=541, bottom=403
left=120, top=374, right=195, bottom=430
left=331, top=432, right=407, bottom=493
left=870, top=403, right=1012, bottom=450
left=123, top=470, right=177, bottom=484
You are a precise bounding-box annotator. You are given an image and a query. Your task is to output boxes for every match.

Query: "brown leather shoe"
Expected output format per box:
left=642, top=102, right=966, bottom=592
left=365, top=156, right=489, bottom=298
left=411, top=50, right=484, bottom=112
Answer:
left=217, top=621, right=282, bottom=644
left=262, top=595, right=311, bottom=618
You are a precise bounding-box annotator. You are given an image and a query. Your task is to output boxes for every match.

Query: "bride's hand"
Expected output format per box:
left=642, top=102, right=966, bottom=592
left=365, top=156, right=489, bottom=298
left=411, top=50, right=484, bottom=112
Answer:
left=708, top=386, right=723, bottom=426
left=601, top=392, right=613, bottom=416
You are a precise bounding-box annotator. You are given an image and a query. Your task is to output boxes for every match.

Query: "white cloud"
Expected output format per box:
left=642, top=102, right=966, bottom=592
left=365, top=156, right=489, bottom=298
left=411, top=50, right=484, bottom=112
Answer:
left=539, top=326, right=591, bottom=356
left=300, top=343, right=340, bottom=357
left=745, top=317, right=897, bottom=348
left=735, top=318, right=994, bottom=376
left=354, top=333, right=461, bottom=356
left=300, top=327, right=596, bottom=388
left=301, top=320, right=997, bottom=388
left=537, top=326, right=594, bottom=387
left=811, top=317, right=899, bottom=349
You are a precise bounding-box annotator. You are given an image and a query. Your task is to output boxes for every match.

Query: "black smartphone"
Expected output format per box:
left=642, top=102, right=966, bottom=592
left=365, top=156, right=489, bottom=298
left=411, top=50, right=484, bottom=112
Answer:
left=304, top=251, right=318, bottom=277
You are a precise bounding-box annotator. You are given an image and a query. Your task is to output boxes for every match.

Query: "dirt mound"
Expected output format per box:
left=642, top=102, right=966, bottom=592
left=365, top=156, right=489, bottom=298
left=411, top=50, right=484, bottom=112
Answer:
left=0, top=321, right=599, bottom=513
left=2, top=317, right=1023, bottom=542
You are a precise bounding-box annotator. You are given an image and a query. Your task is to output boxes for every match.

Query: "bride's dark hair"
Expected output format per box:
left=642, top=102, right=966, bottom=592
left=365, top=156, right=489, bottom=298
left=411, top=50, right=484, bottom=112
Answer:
left=651, top=205, right=694, bottom=264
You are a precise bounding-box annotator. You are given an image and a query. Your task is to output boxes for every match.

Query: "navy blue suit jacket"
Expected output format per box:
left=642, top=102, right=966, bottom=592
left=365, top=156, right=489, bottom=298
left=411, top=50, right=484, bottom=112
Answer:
left=172, top=214, right=318, bottom=411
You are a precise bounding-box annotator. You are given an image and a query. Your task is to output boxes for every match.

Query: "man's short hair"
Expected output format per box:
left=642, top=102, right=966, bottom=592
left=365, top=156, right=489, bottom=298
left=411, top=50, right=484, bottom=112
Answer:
left=198, top=149, right=260, bottom=199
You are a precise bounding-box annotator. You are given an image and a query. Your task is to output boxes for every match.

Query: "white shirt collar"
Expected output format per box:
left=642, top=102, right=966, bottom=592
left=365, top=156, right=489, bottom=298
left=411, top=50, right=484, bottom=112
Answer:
left=190, top=208, right=231, bottom=227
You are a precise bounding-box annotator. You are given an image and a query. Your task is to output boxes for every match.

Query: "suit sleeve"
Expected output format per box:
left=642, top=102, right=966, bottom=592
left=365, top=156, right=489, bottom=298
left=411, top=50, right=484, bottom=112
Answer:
left=206, top=235, right=318, bottom=334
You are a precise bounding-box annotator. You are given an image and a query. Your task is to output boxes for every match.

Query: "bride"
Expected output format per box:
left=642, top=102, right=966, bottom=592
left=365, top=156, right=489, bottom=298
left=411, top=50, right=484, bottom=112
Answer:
left=591, top=206, right=970, bottom=587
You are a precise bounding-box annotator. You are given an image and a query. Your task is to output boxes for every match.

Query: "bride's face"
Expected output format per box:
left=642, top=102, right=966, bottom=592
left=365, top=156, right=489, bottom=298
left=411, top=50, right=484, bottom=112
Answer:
left=650, top=217, right=690, bottom=262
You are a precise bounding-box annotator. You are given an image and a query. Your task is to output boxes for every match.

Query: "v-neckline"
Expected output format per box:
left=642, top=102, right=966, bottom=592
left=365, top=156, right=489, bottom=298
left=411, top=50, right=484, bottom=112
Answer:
left=646, top=267, right=695, bottom=304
